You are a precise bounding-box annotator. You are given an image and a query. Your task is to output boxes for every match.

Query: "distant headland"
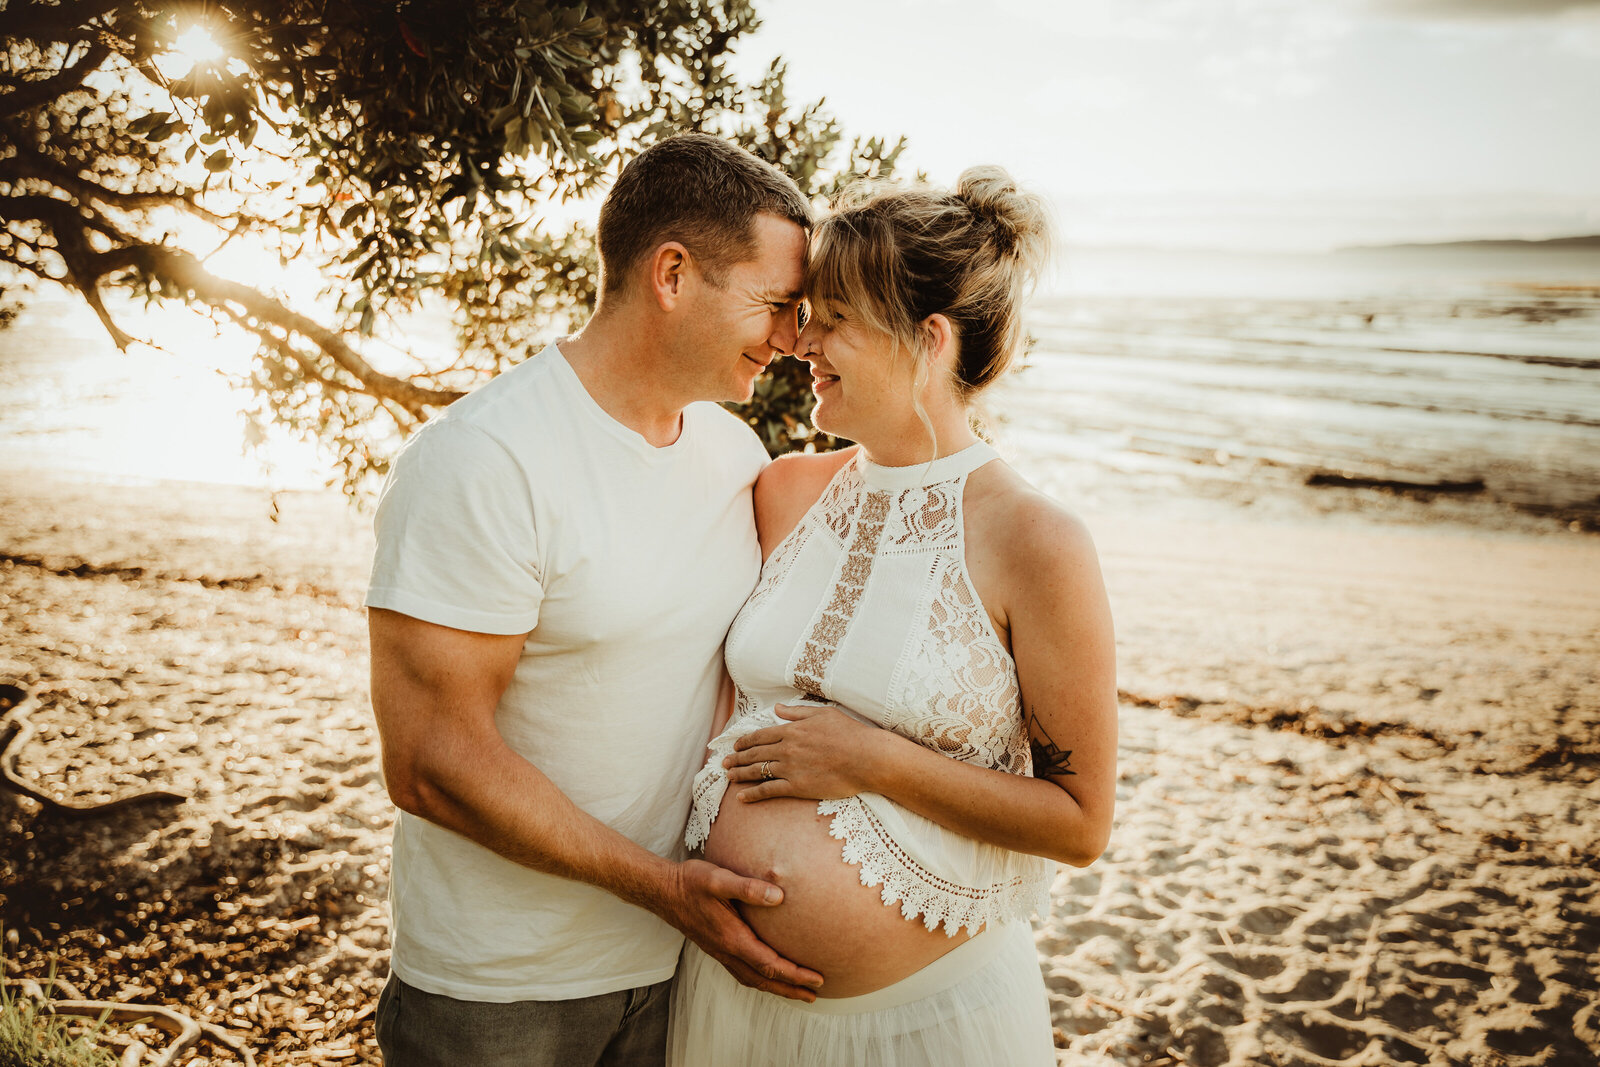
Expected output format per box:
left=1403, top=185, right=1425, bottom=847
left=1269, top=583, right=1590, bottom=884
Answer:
left=1338, top=235, right=1600, bottom=253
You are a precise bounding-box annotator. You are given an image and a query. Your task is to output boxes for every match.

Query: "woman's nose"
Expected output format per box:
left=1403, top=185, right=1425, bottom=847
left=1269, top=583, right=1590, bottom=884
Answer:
left=795, top=320, right=823, bottom=361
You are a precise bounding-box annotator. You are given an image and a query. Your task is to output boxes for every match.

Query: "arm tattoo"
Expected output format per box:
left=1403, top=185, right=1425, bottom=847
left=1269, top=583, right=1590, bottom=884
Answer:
left=1027, top=706, right=1076, bottom=777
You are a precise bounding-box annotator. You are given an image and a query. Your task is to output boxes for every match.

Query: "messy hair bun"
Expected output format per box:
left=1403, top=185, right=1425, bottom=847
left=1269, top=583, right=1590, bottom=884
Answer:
left=956, top=165, right=1051, bottom=278
left=805, top=165, right=1051, bottom=402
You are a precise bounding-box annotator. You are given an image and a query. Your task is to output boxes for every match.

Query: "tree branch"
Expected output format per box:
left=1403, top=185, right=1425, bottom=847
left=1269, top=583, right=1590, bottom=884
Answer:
left=0, top=190, right=138, bottom=346
left=0, top=40, right=111, bottom=117
left=0, top=2, right=122, bottom=46
left=215, top=302, right=361, bottom=396
left=378, top=394, right=421, bottom=433
left=1, top=187, right=460, bottom=414
left=99, top=243, right=465, bottom=412
left=0, top=190, right=139, bottom=246
left=0, top=228, right=57, bottom=269
left=2, top=127, right=226, bottom=224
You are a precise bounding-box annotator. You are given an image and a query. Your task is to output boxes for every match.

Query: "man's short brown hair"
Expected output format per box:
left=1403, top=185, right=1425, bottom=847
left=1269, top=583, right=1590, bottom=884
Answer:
left=597, top=133, right=812, bottom=295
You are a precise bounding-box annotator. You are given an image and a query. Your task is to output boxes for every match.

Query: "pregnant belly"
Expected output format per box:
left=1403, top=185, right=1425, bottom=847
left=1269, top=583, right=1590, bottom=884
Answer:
left=701, top=788, right=974, bottom=999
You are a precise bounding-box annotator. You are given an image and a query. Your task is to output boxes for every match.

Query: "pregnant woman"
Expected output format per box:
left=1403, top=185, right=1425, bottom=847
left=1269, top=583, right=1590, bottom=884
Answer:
left=667, top=167, right=1118, bottom=1066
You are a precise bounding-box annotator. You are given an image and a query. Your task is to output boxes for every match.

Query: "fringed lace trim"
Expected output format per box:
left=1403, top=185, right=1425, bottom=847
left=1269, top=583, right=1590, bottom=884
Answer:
left=684, top=735, right=741, bottom=852
left=683, top=772, right=722, bottom=852
left=818, top=795, right=1052, bottom=937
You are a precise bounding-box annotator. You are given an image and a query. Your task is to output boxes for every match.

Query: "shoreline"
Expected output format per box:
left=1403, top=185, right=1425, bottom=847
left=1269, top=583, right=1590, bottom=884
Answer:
left=2, top=466, right=1596, bottom=1066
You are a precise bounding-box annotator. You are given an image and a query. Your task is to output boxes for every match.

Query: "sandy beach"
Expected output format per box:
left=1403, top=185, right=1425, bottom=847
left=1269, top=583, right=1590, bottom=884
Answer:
left=1, top=466, right=1596, bottom=1066
left=1048, top=513, right=1599, bottom=1066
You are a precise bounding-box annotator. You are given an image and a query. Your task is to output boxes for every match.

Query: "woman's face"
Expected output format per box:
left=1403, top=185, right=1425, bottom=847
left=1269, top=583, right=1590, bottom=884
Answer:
left=795, top=304, right=917, bottom=441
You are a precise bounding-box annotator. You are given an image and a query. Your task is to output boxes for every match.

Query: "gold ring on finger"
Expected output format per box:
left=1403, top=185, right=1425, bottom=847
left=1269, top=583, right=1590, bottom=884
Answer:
left=761, top=761, right=774, bottom=781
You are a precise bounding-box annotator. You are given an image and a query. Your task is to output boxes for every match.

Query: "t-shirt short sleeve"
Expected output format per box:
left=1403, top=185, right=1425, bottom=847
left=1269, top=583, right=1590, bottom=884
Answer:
left=708, top=402, right=774, bottom=483
left=365, top=420, right=543, bottom=635
left=742, top=420, right=773, bottom=473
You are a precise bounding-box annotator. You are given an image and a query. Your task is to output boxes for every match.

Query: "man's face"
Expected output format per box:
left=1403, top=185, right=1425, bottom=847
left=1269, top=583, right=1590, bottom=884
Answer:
left=681, top=213, right=808, bottom=404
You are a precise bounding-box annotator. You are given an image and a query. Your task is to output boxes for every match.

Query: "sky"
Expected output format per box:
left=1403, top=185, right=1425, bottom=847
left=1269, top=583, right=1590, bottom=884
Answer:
left=728, top=0, right=1600, bottom=250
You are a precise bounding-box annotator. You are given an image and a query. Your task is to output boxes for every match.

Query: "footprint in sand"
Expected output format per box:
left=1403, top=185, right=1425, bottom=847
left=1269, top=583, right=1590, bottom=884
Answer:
left=1208, top=947, right=1288, bottom=980
left=1238, top=903, right=1299, bottom=936
left=1259, top=963, right=1349, bottom=1004
left=1281, top=1012, right=1376, bottom=1061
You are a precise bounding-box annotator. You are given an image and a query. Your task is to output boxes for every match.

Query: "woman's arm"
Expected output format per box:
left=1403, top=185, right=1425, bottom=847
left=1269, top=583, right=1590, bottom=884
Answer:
left=724, top=492, right=1117, bottom=868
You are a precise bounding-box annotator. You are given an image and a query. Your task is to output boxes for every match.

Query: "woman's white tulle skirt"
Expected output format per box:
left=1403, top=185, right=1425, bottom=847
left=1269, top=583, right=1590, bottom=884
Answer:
left=666, top=922, right=1055, bottom=1067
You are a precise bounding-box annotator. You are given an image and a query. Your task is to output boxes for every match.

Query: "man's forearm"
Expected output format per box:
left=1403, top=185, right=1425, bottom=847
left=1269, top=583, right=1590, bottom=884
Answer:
left=396, top=725, right=675, bottom=911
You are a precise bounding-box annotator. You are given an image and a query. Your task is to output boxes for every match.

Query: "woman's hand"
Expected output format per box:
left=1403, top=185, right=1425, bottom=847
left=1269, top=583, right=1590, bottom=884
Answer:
left=723, top=704, right=888, bottom=802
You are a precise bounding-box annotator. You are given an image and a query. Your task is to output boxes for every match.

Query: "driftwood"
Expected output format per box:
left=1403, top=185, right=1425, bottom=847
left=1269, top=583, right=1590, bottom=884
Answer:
left=8, top=978, right=258, bottom=1067
left=1085, top=993, right=1156, bottom=1021
left=0, top=683, right=188, bottom=817
left=1305, top=472, right=1486, bottom=495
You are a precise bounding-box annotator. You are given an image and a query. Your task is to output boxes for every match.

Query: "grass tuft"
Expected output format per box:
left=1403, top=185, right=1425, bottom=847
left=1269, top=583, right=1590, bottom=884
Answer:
left=0, top=960, right=116, bottom=1067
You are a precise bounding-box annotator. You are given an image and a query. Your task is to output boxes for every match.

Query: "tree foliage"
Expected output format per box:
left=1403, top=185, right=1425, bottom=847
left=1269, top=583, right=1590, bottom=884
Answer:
left=0, top=0, right=906, bottom=490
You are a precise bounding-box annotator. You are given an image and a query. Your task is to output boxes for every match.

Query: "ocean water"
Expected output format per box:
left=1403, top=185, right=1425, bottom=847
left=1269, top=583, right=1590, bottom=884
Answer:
left=0, top=291, right=333, bottom=489
left=996, top=246, right=1600, bottom=533
left=3, top=246, right=1598, bottom=531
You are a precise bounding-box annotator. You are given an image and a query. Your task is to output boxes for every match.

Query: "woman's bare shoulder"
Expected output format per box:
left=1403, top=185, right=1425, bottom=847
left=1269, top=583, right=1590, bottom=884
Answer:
left=968, top=461, right=1101, bottom=585
left=754, top=446, right=860, bottom=553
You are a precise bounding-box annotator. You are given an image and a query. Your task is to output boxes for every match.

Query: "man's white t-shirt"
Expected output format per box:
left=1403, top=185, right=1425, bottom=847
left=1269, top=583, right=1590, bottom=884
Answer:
left=365, top=342, right=769, bottom=1002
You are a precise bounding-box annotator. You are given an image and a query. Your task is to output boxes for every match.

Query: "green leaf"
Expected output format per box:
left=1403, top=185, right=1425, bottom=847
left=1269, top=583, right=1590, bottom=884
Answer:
left=205, top=149, right=232, bottom=172
left=127, top=111, right=171, bottom=136
left=504, top=116, right=526, bottom=155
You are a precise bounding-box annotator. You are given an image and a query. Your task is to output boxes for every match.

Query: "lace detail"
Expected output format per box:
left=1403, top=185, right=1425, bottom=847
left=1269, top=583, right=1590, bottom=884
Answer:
left=892, top=553, right=1030, bottom=774
left=730, top=685, right=757, bottom=727
left=684, top=689, right=763, bottom=851
left=819, top=796, right=1051, bottom=935
left=684, top=764, right=723, bottom=852
left=792, top=489, right=890, bottom=698
left=727, top=460, right=860, bottom=704
left=884, top=484, right=962, bottom=549
left=741, top=519, right=806, bottom=619
left=820, top=461, right=864, bottom=544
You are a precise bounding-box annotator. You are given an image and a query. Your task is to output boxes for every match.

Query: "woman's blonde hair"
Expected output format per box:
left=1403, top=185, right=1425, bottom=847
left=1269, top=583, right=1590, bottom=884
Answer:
left=805, top=166, right=1050, bottom=418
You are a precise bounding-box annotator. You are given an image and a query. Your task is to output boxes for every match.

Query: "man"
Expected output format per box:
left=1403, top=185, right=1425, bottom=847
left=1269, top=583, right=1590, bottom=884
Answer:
left=365, top=134, right=822, bottom=1066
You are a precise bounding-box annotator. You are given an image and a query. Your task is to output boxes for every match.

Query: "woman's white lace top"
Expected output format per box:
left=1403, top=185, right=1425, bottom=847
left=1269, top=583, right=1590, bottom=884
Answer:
left=685, top=441, right=1054, bottom=935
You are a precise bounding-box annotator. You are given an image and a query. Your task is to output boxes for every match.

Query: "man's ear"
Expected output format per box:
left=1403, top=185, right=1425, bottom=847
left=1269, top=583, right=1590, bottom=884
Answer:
left=648, top=241, right=692, bottom=311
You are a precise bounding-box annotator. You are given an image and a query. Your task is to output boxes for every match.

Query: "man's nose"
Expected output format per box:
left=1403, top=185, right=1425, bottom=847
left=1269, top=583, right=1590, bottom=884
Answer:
left=769, top=304, right=803, bottom=355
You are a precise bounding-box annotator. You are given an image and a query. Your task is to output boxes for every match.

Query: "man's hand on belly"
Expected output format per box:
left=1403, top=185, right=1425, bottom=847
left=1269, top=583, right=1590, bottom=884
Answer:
left=371, top=610, right=823, bottom=998
left=658, top=858, right=825, bottom=1002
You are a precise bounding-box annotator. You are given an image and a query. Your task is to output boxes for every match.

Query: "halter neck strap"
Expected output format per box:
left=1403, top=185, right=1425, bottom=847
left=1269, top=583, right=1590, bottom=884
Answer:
left=859, top=441, right=1000, bottom=491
